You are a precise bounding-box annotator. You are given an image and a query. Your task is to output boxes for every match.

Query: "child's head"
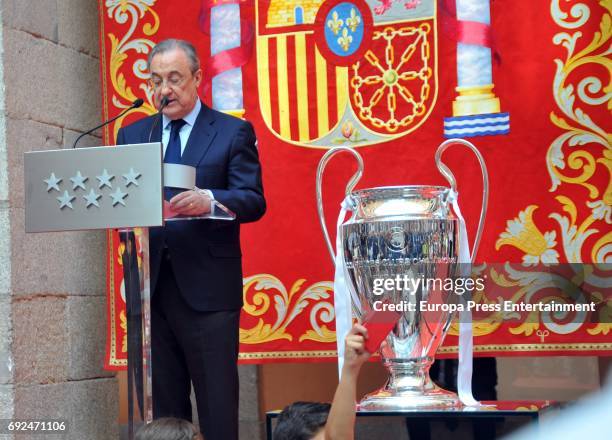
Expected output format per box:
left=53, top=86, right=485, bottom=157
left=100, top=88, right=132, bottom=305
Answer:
left=135, top=417, right=200, bottom=440
left=273, top=401, right=331, bottom=440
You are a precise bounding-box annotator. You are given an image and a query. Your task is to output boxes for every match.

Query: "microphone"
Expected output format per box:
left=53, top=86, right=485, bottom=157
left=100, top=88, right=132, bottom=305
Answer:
left=148, top=96, right=170, bottom=143
left=72, top=98, right=144, bottom=149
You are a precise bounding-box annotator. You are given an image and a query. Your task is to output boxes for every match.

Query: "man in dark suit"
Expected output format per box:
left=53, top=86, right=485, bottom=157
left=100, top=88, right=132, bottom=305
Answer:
left=117, top=39, right=265, bottom=440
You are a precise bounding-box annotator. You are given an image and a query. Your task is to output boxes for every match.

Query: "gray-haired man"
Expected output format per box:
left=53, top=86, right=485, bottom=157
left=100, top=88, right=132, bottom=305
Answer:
left=117, top=38, right=266, bottom=440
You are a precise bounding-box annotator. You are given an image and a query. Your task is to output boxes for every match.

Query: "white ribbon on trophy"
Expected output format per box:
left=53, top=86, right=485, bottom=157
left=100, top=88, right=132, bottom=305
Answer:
left=449, top=190, right=479, bottom=406
left=333, top=197, right=355, bottom=377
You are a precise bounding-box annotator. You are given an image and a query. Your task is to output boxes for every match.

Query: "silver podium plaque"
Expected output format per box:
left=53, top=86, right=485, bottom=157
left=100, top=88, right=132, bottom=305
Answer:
left=24, top=143, right=163, bottom=232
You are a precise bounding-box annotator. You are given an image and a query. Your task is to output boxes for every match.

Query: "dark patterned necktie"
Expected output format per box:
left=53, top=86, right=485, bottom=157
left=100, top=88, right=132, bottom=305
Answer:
left=163, top=119, right=187, bottom=200
left=164, top=118, right=187, bottom=164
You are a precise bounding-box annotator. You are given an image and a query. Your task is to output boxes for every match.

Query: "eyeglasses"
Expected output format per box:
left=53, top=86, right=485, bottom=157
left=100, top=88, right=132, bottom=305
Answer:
left=149, top=75, right=188, bottom=90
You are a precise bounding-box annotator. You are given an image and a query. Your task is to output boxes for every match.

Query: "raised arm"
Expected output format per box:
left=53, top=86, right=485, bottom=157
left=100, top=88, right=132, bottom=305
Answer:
left=325, top=324, right=371, bottom=440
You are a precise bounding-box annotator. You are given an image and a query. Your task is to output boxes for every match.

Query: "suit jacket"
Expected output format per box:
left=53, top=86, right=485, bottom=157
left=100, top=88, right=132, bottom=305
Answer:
left=117, top=102, right=266, bottom=311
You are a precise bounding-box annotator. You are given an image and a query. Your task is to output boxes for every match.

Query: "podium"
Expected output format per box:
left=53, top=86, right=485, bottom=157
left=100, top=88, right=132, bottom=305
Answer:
left=24, top=142, right=235, bottom=439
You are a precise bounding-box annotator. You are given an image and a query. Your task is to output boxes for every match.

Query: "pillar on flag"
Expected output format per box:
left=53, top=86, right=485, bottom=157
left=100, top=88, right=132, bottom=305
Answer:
left=444, top=0, right=510, bottom=138
left=210, top=1, right=245, bottom=118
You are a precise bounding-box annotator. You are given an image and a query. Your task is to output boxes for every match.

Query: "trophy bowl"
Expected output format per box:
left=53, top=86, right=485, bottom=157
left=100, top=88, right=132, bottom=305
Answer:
left=316, top=140, right=488, bottom=410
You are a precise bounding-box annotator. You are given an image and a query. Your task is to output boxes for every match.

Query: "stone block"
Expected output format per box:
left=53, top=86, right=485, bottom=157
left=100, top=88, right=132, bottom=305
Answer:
left=239, top=364, right=260, bottom=421
left=66, top=296, right=114, bottom=381
left=239, top=421, right=263, bottom=440
left=4, top=29, right=101, bottom=131
left=12, top=295, right=67, bottom=385
left=58, top=0, right=100, bottom=57
left=5, top=117, right=62, bottom=209
left=0, top=156, right=7, bottom=202
left=65, top=378, right=119, bottom=440
left=10, top=208, right=106, bottom=297
left=0, top=206, right=10, bottom=295
left=238, top=420, right=265, bottom=440
left=13, top=378, right=119, bottom=440
left=3, top=0, right=59, bottom=42
left=0, top=296, right=13, bottom=384
left=12, top=382, right=71, bottom=435
left=0, top=113, right=8, bottom=203
left=0, top=385, right=13, bottom=420
left=13, top=382, right=66, bottom=440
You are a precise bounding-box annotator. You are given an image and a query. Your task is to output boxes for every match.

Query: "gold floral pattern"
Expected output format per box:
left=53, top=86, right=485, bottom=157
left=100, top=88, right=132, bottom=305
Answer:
left=240, top=275, right=335, bottom=344
left=496, top=206, right=560, bottom=265
left=499, top=1, right=610, bottom=264
left=327, top=11, right=344, bottom=35
left=495, top=1, right=611, bottom=345
left=546, top=0, right=611, bottom=262
left=120, top=310, right=127, bottom=353
left=106, top=0, right=159, bottom=140
left=346, top=8, right=361, bottom=32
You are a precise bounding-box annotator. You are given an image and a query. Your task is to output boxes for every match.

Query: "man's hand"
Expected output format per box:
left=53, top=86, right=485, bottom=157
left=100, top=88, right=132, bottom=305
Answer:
left=169, top=190, right=212, bottom=216
left=343, top=323, right=371, bottom=376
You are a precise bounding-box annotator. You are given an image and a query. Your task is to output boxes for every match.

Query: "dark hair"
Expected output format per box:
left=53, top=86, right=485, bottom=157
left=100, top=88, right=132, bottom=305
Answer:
left=147, top=39, right=200, bottom=73
left=273, top=401, right=331, bottom=440
left=134, top=417, right=199, bottom=440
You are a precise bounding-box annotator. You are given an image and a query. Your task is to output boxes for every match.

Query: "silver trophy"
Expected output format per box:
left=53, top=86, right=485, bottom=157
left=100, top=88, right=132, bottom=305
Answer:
left=316, top=139, right=488, bottom=410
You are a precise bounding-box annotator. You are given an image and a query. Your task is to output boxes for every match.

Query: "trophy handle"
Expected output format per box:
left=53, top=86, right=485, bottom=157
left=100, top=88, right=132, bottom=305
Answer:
left=435, top=138, right=489, bottom=262
left=316, top=147, right=364, bottom=264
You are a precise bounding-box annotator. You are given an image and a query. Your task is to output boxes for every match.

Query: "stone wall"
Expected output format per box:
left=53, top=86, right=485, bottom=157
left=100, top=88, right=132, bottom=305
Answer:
left=0, top=3, right=266, bottom=439
left=0, top=1, right=117, bottom=438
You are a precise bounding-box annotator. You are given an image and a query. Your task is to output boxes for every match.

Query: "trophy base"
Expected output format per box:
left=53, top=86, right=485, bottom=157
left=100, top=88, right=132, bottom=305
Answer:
left=358, top=357, right=462, bottom=411
left=358, top=383, right=461, bottom=411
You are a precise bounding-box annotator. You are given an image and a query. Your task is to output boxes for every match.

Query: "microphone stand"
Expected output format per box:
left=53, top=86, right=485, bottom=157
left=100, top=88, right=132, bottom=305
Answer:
left=148, top=96, right=170, bottom=143
left=72, top=99, right=144, bottom=149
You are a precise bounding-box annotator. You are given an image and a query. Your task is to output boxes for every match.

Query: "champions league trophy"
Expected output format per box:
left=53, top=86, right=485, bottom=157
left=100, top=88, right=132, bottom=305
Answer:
left=316, top=139, right=489, bottom=410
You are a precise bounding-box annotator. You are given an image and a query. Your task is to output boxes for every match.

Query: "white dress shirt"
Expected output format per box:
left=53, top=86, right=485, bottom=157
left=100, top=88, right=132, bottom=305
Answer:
left=161, top=99, right=201, bottom=156
left=161, top=100, right=214, bottom=199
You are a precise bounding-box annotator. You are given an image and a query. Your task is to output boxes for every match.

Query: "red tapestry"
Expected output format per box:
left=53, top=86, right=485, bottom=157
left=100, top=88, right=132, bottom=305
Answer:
left=99, top=0, right=611, bottom=369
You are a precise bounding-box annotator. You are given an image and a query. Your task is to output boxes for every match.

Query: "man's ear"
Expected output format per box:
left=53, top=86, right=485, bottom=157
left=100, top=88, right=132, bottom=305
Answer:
left=194, top=68, right=203, bottom=88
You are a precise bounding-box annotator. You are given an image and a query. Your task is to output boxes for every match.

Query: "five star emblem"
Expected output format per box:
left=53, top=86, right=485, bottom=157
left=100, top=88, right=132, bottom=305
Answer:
left=46, top=167, right=145, bottom=210
left=96, top=169, right=114, bottom=189
left=122, top=168, right=141, bottom=187
left=83, top=188, right=102, bottom=208
left=44, top=173, right=62, bottom=192
left=57, top=190, right=75, bottom=210
left=109, top=187, right=127, bottom=206
left=70, top=171, right=88, bottom=190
